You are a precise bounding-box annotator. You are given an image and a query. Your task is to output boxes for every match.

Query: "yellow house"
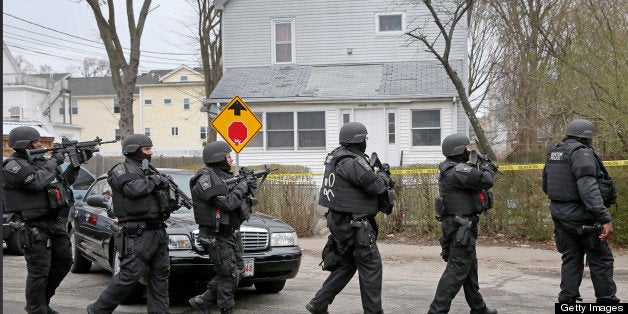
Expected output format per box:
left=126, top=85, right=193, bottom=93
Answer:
left=69, top=66, right=207, bottom=156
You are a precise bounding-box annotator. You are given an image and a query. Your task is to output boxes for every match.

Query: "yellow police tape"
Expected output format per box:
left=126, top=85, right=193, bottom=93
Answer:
left=265, top=160, right=628, bottom=183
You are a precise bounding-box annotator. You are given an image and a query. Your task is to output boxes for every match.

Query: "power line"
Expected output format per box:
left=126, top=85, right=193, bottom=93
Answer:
left=3, top=12, right=198, bottom=56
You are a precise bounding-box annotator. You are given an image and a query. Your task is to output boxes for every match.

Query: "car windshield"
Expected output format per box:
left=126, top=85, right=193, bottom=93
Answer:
left=162, top=170, right=194, bottom=214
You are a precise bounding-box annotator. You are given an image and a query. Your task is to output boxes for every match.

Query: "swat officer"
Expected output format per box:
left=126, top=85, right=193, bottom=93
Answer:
left=2, top=126, right=81, bottom=314
left=87, top=134, right=171, bottom=314
left=428, top=134, right=497, bottom=314
left=188, top=141, right=256, bottom=314
left=306, top=122, right=393, bottom=314
left=542, top=119, right=619, bottom=304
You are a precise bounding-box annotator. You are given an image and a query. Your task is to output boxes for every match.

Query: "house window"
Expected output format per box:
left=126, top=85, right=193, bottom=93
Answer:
left=297, top=112, right=325, bottom=149
left=343, top=114, right=350, bottom=124
left=183, top=98, right=190, bottom=110
left=377, top=13, right=404, bottom=34
left=411, top=110, right=441, bottom=146
left=59, top=106, right=65, bottom=115
left=272, top=19, right=295, bottom=64
left=267, top=112, right=294, bottom=149
left=180, top=75, right=188, bottom=82
left=171, top=126, right=179, bottom=136
left=388, top=112, right=396, bottom=144
left=115, top=129, right=120, bottom=141
left=200, top=126, right=207, bottom=140
left=144, top=99, right=152, bottom=105
left=164, top=98, right=172, bottom=105
left=144, top=127, right=151, bottom=136
left=70, top=99, right=78, bottom=115
left=113, top=99, right=120, bottom=114
left=248, top=112, right=264, bottom=147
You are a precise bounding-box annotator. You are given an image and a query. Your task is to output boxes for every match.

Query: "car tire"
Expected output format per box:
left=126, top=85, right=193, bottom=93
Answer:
left=112, top=249, right=146, bottom=304
left=254, top=279, right=286, bottom=294
left=5, top=232, right=24, bottom=256
left=70, top=229, right=92, bottom=273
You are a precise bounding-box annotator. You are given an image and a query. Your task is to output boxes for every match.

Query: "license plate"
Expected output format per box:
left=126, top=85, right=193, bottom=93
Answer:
left=243, top=258, right=254, bottom=277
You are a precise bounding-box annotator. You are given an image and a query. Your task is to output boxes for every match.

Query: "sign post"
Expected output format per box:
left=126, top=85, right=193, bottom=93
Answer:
left=210, top=96, right=262, bottom=172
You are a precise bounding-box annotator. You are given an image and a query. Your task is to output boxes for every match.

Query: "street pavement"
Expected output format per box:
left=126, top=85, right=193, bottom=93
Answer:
left=3, top=236, right=627, bottom=313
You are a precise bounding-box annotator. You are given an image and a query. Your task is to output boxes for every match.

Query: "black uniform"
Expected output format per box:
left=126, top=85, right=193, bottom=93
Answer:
left=542, top=138, right=619, bottom=303
left=87, top=157, right=171, bottom=314
left=3, top=152, right=78, bottom=314
left=189, top=166, right=250, bottom=311
left=428, top=159, right=495, bottom=314
left=309, top=145, right=389, bottom=314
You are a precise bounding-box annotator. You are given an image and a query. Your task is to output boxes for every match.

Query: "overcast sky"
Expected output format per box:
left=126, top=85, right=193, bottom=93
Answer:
left=3, top=0, right=201, bottom=75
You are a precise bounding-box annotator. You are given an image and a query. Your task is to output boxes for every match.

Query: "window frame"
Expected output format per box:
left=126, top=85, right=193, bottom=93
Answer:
left=200, top=126, right=207, bottom=140
left=171, top=126, right=179, bottom=136
left=410, top=109, right=442, bottom=147
left=375, top=12, right=405, bottom=35
left=113, top=98, right=120, bottom=114
left=180, top=75, right=188, bottom=82
left=271, top=18, right=296, bottom=64
left=144, top=127, right=151, bottom=137
left=183, top=98, right=190, bottom=110
left=144, top=99, right=152, bottom=105
left=164, top=98, right=172, bottom=106
left=115, top=129, right=121, bottom=141
left=70, top=99, right=78, bottom=115
left=257, top=111, right=326, bottom=150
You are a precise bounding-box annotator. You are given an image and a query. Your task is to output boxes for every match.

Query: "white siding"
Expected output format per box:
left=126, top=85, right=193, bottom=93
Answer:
left=222, top=0, right=467, bottom=68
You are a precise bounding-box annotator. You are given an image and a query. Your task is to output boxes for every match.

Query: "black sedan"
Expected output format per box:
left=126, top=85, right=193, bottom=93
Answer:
left=67, top=168, right=302, bottom=301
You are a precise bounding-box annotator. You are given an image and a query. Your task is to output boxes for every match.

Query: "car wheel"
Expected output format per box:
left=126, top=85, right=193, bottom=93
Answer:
left=70, top=229, right=92, bottom=273
left=5, top=231, right=24, bottom=256
left=254, top=279, right=286, bottom=294
left=112, top=249, right=146, bottom=304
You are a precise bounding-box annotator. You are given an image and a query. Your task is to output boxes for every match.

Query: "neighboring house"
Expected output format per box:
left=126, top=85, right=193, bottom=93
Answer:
left=209, top=0, right=469, bottom=172
left=3, top=43, right=82, bottom=156
left=68, top=65, right=206, bottom=156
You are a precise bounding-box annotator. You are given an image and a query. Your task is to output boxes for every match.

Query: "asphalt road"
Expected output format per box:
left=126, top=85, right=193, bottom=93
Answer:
left=3, top=236, right=627, bottom=313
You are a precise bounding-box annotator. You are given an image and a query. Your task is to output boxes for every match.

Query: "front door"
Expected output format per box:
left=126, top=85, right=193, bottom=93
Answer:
left=342, top=107, right=400, bottom=166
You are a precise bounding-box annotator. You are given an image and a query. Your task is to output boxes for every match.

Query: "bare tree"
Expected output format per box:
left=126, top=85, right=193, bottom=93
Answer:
left=79, top=57, right=112, bottom=77
left=15, top=55, right=36, bottom=74
left=84, top=0, right=152, bottom=142
left=191, top=0, right=222, bottom=143
left=406, top=0, right=496, bottom=159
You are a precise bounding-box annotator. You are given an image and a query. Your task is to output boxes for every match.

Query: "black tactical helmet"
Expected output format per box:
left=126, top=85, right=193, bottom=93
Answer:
left=441, top=134, right=470, bottom=157
left=122, top=134, right=153, bottom=154
left=203, top=141, right=232, bottom=164
left=339, top=122, right=368, bottom=144
left=566, top=119, right=595, bottom=139
left=8, top=126, right=41, bottom=149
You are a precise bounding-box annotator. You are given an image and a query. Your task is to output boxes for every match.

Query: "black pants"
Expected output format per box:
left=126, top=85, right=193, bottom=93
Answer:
left=428, top=215, right=489, bottom=314
left=22, top=219, right=72, bottom=314
left=197, top=228, right=244, bottom=310
left=553, top=218, right=619, bottom=303
left=89, top=228, right=170, bottom=314
left=309, top=213, right=383, bottom=314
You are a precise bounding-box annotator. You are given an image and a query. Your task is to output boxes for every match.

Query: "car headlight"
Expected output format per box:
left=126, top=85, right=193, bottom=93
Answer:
left=168, top=234, right=192, bottom=250
left=270, top=232, right=298, bottom=247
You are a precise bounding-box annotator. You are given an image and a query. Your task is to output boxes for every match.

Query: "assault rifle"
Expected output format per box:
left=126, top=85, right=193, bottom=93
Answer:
left=369, top=152, right=395, bottom=215
left=223, top=165, right=278, bottom=197
left=141, top=160, right=193, bottom=211
left=26, top=136, right=118, bottom=167
left=467, top=140, right=501, bottom=174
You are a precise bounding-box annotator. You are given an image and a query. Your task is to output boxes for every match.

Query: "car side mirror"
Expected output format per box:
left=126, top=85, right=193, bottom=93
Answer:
left=86, top=195, right=109, bottom=209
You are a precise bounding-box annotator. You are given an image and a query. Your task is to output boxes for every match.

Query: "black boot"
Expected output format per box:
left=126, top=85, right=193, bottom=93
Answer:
left=189, top=295, right=211, bottom=313
left=220, top=308, right=233, bottom=314
left=306, top=302, right=329, bottom=314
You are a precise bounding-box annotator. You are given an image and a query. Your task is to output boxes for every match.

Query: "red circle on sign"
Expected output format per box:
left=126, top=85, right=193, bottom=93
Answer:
left=228, top=121, right=248, bottom=145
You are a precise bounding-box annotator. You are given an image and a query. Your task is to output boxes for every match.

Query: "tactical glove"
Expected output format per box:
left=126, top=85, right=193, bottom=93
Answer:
left=480, top=161, right=498, bottom=173
left=381, top=163, right=391, bottom=175
left=52, top=152, right=65, bottom=165
left=234, top=180, right=249, bottom=195
left=148, top=175, right=165, bottom=187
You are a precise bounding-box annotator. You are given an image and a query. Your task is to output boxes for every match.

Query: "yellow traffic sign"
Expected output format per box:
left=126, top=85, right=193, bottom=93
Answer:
left=211, top=96, right=262, bottom=153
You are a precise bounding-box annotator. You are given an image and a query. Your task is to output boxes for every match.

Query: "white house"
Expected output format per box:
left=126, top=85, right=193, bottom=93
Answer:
left=2, top=42, right=82, bottom=151
left=209, top=0, right=469, bottom=172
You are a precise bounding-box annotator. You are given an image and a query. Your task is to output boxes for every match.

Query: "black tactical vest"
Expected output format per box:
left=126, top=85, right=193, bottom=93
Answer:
left=544, top=141, right=584, bottom=202
left=109, top=162, right=163, bottom=223
left=439, top=161, right=481, bottom=215
left=3, top=157, right=53, bottom=221
left=318, top=148, right=379, bottom=215
left=190, top=166, right=240, bottom=229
